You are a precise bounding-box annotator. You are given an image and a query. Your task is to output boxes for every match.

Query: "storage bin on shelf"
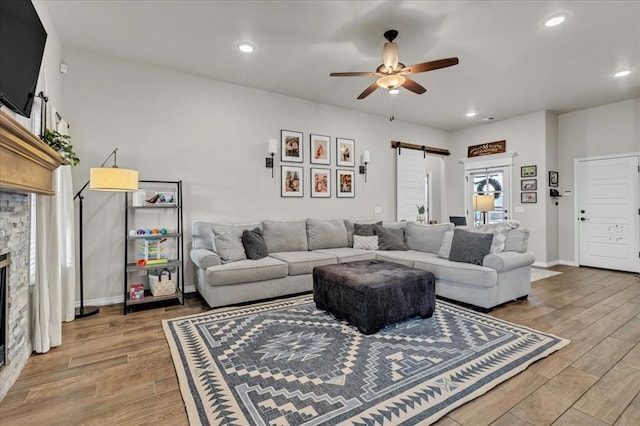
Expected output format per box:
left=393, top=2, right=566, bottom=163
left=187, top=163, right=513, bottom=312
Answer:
left=149, top=269, right=176, bottom=296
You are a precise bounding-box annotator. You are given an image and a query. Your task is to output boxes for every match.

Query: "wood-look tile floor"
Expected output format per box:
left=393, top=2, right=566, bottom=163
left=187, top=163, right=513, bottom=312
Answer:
left=1, top=266, right=639, bottom=425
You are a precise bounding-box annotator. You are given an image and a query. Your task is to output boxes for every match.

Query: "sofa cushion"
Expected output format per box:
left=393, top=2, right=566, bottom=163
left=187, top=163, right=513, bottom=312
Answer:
left=448, top=229, right=493, bottom=265
left=437, top=230, right=454, bottom=259
left=353, top=235, right=378, bottom=250
left=269, top=251, right=336, bottom=276
left=242, top=228, right=268, bottom=260
left=504, top=228, right=530, bottom=253
left=314, top=247, right=376, bottom=263
left=211, top=224, right=248, bottom=263
left=382, top=221, right=407, bottom=230
left=205, top=257, right=288, bottom=286
left=262, top=220, right=308, bottom=253
left=306, top=219, right=348, bottom=250
left=375, top=250, right=435, bottom=267
left=414, top=256, right=497, bottom=288
left=406, top=222, right=454, bottom=254
left=374, top=224, right=407, bottom=251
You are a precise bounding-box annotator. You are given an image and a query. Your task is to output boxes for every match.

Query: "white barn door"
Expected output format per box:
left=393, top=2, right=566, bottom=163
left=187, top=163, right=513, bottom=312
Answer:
left=577, top=154, right=640, bottom=273
left=396, top=149, right=426, bottom=222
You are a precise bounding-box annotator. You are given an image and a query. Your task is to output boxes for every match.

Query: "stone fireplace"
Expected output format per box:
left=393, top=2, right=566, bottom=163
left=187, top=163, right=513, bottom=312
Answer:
left=0, top=109, right=65, bottom=400
left=0, top=194, right=31, bottom=399
left=0, top=253, right=9, bottom=370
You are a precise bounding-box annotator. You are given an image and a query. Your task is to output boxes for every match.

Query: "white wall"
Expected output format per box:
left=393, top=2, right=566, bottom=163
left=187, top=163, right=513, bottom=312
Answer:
left=557, top=98, right=640, bottom=264
left=61, top=48, right=448, bottom=303
left=446, top=111, right=551, bottom=264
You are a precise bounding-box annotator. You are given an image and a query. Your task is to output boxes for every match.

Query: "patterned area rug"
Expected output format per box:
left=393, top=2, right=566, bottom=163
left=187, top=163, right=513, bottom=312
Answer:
left=163, top=296, right=569, bottom=425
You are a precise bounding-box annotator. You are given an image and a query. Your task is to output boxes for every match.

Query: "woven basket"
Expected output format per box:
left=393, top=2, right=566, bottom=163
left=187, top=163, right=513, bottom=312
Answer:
left=149, top=269, right=176, bottom=296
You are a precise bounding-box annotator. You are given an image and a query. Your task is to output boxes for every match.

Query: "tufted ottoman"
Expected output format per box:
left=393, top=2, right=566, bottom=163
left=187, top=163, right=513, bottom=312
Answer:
left=313, top=260, right=435, bottom=334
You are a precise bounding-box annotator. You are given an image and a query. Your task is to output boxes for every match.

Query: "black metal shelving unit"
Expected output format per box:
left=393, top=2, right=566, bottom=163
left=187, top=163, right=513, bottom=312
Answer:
left=123, top=180, right=184, bottom=314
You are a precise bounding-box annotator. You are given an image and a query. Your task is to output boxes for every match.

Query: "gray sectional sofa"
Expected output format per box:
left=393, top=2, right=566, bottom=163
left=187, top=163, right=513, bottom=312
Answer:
left=190, top=219, right=534, bottom=311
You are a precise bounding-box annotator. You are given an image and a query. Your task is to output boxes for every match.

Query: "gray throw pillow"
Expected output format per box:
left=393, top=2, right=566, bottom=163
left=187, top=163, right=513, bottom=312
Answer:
left=374, top=224, right=408, bottom=251
left=242, top=228, right=268, bottom=260
left=211, top=226, right=247, bottom=263
left=448, top=229, right=493, bottom=265
left=354, top=221, right=381, bottom=237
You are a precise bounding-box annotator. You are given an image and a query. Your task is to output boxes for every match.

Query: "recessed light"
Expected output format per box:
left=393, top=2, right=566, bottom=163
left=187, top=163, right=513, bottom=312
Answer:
left=389, top=88, right=400, bottom=95
left=237, top=42, right=255, bottom=53
left=613, top=69, right=632, bottom=78
left=466, top=112, right=477, bottom=118
left=543, top=13, right=567, bottom=27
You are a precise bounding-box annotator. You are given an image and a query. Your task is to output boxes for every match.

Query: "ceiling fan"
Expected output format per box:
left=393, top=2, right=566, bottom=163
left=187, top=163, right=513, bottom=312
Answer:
left=330, top=30, right=459, bottom=99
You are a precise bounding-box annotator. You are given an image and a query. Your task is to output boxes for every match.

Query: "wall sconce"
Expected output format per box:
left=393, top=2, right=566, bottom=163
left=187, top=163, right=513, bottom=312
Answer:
left=266, top=138, right=277, bottom=178
left=359, top=150, right=370, bottom=182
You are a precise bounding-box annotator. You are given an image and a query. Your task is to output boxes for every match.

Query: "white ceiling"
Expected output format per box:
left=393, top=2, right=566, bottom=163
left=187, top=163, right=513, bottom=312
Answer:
left=45, top=0, right=640, bottom=131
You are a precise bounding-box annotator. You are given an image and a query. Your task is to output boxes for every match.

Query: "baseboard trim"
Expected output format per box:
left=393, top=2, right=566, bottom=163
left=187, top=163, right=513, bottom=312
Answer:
left=533, top=259, right=579, bottom=268
left=75, top=285, right=198, bottom=308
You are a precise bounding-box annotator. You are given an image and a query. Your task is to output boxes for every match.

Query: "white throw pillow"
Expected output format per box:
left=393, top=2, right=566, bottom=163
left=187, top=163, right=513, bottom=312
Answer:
left=353, top=235, right=379, bottom=250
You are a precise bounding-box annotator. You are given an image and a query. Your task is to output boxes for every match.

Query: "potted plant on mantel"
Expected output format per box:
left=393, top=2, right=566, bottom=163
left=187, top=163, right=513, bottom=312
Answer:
left=43, top=129, right=79, bottom=166
left=416, top=204, right=426, bottom=223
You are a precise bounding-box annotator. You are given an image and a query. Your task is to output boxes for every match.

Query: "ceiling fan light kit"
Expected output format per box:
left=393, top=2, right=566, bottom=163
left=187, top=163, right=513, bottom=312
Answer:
left=330, top=29, right=459, bottom=99
left=377, top=74, right=405, bottom=89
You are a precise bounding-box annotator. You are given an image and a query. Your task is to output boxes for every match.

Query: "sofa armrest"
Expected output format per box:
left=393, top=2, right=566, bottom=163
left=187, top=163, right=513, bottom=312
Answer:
left=191, top=248, right=222, bottom=269
left=483, top=250, right=535, bottom=272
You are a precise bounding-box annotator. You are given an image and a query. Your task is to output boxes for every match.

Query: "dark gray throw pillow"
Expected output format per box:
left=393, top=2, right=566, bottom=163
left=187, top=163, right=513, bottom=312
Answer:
left=374, top=224, right=408, bottom=251
left=354, top=221, right=382, bottom=236
left=448, top=228, right=493, bottom=265
left=242, top=228, right=268, bottom=260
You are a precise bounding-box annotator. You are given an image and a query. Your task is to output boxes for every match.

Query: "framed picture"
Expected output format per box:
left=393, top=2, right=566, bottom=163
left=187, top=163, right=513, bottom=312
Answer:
left=336, top=138, right=355, bottom=167
left=281, top=166, right=303, bottom=197
left=310, top=168, right=331, bottom=198
left=521, top=192, right=537, bottom=203
left=549, top=171, right=559, bottom=187
left=521, top=179, right=537, bottom=191
left=521, top=165, right=537, bottom=177
left=336, top=169, right=355, bottom=198
left=281, top=130, right=303, bottom=163
left=310, top=134, right=330, bottom=165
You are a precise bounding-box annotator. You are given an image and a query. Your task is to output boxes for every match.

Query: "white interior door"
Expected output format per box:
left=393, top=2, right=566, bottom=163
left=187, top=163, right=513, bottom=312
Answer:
left=396, top=149, right=426, bottom=221
left=577, top=155, right=640, bottom=273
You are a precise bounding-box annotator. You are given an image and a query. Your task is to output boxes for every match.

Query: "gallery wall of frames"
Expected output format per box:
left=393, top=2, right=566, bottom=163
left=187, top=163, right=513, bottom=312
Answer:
left=279, top=129, right=357, bottom=199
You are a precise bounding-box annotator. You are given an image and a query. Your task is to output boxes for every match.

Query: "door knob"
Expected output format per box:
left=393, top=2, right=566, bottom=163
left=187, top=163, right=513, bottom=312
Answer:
left=580, top=217, right=589, bottom=221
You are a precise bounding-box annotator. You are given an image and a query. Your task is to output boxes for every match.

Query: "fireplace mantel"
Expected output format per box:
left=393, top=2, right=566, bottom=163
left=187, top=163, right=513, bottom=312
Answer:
left=0, top=108, right=66, bottom=195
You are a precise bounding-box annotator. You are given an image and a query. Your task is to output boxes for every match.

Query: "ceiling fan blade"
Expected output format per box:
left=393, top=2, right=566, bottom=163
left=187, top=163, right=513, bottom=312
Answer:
left=330, top=71, right=381, bottom=77
left=357, top=82, right=379, bottom=99
left=400, top=57, right=459, bottom=74
left=402, top=78, right=427, bottom=94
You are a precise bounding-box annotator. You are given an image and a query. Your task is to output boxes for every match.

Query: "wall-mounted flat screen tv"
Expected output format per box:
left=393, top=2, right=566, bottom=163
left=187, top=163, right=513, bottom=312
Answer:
left=0, top=0, right=47, bottom=118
